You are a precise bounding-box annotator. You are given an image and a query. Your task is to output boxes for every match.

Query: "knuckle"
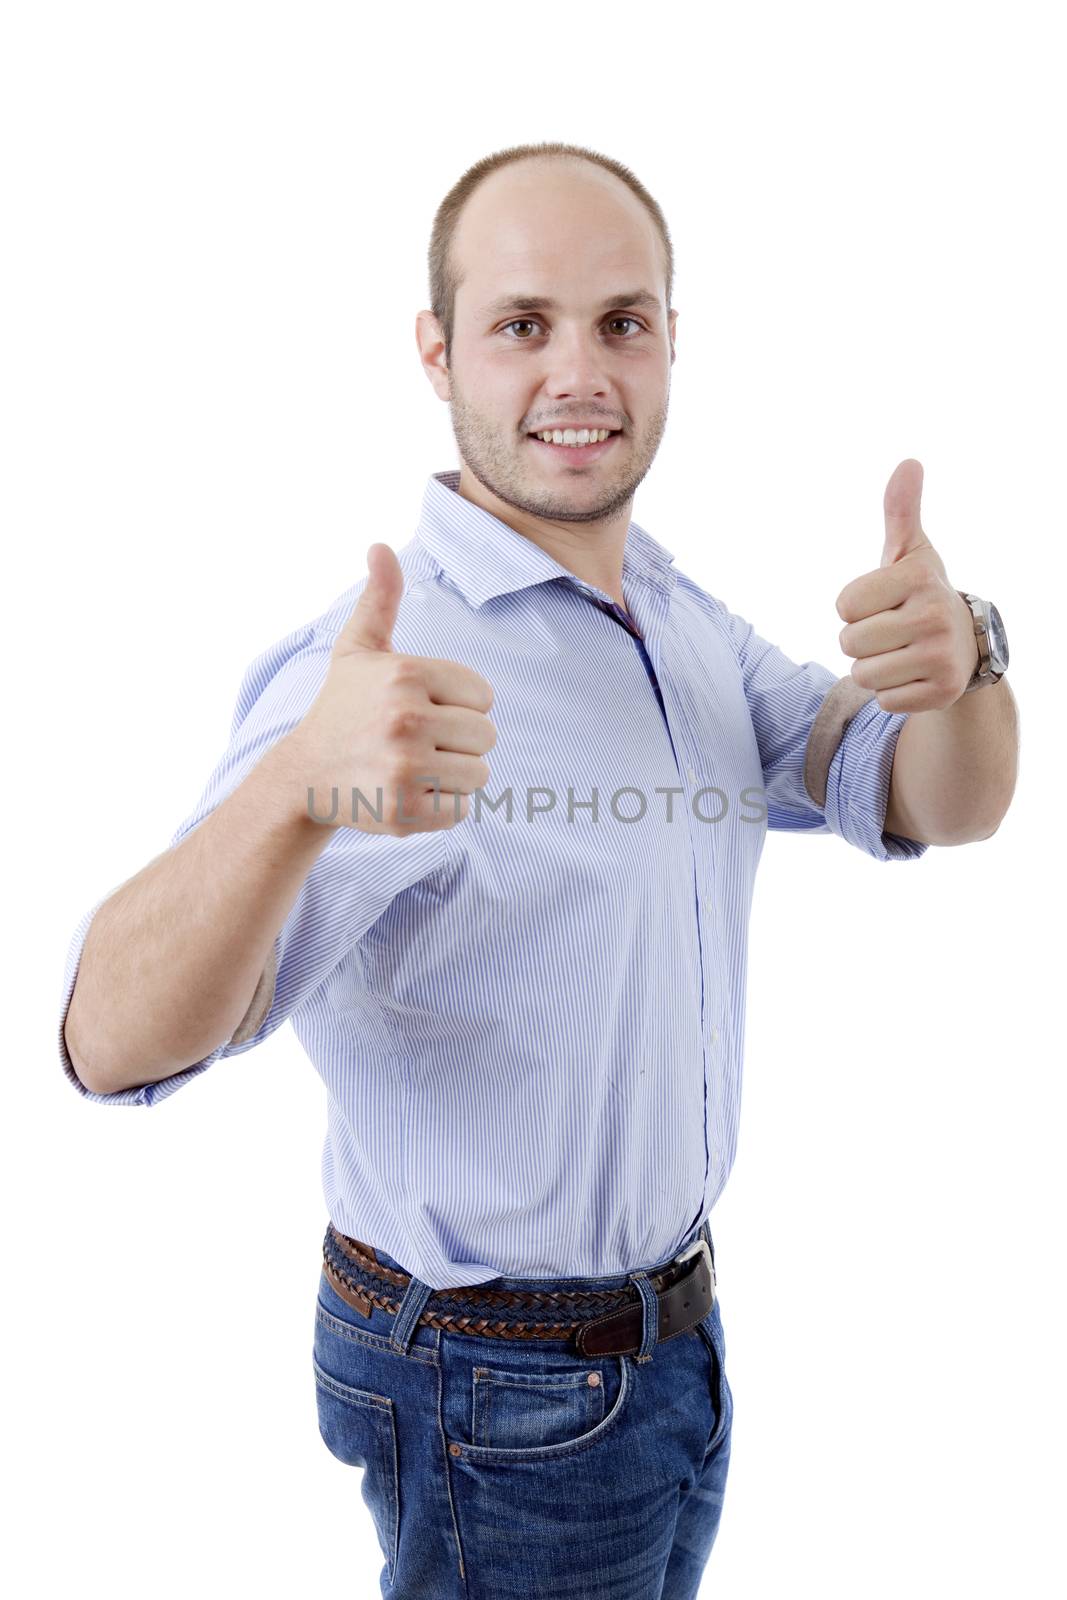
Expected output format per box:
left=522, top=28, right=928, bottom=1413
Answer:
left=387, top=657, right=422, bottom=690
left=384, top=704, right=422, bottom=741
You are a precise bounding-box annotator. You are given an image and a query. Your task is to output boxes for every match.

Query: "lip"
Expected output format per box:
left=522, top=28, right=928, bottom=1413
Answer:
left=526, top=432, right=621, bottom=463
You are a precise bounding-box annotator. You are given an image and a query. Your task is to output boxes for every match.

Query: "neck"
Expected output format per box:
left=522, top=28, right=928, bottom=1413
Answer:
left=455, top=461, right=632, bottom=608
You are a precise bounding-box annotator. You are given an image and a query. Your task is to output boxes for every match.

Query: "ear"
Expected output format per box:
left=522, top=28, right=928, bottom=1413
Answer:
left=415, top=309, right=451, bottom=401
left=669, top=307, right=678, bottom=364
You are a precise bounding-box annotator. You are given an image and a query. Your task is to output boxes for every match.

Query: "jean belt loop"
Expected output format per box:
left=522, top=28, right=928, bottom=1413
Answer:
left=390, top=1272, right=434, bottom=1354
left=627, top=1269, right=661, bottom=1363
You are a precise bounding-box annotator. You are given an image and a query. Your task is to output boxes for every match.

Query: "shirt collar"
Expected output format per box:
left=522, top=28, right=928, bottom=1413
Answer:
left=413, top=469, right=677, bottom=611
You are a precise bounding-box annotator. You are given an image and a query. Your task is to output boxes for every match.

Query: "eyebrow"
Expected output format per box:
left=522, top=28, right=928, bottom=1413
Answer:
left=482, top=289, right=661, bottom=320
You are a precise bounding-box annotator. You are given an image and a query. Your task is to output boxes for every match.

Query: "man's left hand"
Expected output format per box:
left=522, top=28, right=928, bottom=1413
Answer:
left=835, top=458, right=980, bottom=714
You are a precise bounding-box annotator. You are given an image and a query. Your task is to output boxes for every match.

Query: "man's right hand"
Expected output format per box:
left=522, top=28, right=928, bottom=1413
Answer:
left=281, top=543, right=497, bottom=835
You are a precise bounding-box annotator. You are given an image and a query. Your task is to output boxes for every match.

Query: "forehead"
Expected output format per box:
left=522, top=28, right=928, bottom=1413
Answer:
left=453, top=161, right=664, bottom=314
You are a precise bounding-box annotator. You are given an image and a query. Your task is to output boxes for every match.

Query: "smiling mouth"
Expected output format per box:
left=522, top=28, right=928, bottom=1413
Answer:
left=526, top=430, right=623, bottom=461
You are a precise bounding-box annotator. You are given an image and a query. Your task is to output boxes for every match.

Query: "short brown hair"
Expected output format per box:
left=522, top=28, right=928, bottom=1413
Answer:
left=427, top=141, right=674, bottom=366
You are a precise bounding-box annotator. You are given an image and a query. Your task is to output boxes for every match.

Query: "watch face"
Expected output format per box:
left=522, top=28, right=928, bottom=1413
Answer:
left=987, top=602, right=1009, bottom=670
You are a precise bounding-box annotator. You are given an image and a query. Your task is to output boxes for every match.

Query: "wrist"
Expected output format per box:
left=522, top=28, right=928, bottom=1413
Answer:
left=259, top=731, right=332, bottom=840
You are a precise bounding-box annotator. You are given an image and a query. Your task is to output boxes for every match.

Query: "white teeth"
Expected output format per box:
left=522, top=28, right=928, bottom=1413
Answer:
left=535, top=428, right=613, bottom=446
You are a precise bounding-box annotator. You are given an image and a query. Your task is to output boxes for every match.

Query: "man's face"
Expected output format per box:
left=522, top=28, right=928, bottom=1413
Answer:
left=420, top=160, right=677, bottom=527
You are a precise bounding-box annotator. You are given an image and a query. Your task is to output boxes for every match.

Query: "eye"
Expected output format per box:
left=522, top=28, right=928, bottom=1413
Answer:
left=500, top=316, right=645, bottom=340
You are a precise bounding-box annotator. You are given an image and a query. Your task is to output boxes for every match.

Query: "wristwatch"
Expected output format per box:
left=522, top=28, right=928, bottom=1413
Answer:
left=957, top=592, right=1009, bottom=693
left=802, top=591, right=1011, bottom=810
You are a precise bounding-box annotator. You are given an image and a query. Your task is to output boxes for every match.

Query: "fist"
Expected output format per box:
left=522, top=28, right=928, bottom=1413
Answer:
left=285, top=544, right=496, bottom=835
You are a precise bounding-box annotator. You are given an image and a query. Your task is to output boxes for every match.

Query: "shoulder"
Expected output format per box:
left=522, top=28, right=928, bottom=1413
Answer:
left=318, top=540, right=478, bottom=659
left=668, top=567, right=734, bottom=647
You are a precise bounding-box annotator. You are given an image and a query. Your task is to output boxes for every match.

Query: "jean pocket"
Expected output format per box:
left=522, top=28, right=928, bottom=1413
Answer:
left=473, top=1360, right=611, bottom=1448
left=444, top=1340, right=633, bottom=1465
left=313, top=1356, right=400, bottom=1585
left=696, top=1301, right=732, bottom=1452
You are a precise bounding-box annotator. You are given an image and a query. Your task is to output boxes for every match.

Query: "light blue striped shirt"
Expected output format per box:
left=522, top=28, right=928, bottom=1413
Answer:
left=58, top=468, right=928, bottom=1288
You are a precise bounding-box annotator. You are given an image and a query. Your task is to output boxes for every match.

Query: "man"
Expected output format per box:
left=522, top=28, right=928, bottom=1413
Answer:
left=58, top=141, right=1018, bottom=1598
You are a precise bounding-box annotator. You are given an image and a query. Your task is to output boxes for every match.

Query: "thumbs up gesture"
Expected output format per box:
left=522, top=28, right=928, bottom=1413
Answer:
left=834, top=459, right=981, bottom=713
left=288, top=543, right=497, bottom=834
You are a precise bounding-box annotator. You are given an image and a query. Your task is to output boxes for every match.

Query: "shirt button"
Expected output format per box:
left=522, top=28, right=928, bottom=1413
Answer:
left=711, top=1025, right=720, bottom=1044
left=687, top=766, right=697, bottom=782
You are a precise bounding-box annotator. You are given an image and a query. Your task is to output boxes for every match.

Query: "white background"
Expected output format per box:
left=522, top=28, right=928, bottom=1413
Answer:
left=4, top=2, right=1062, bottom=1595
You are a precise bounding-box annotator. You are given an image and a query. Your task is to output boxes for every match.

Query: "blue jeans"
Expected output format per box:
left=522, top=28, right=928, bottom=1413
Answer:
left=312, top=1218, right=733, bottom=1598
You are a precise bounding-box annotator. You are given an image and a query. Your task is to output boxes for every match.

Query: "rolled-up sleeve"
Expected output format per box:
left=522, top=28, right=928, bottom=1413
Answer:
left=59, top=611, right=455, bottom=1105
left=715, top=601, right=930, bottom=862
left=824, top=693, right=929, bottom=861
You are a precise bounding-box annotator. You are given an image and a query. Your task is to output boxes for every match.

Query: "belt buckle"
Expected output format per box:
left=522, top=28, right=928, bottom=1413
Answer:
left=672, top=1235, right=716, bottom=1306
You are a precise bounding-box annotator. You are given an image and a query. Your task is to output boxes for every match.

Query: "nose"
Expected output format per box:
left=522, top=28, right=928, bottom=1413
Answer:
left=539, top=323, right=615, bottom=398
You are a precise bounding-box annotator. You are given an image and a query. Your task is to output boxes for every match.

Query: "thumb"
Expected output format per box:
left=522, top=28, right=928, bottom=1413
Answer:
left=881, top=458, right=929, bottom=568
left=336, top=543, right=404, bottom=653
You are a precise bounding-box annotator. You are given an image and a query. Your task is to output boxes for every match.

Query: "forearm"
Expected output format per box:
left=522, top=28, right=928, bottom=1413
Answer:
left=64, top=734, right=332, bottom=1094
left=885, top=676, right=1019, bottom=845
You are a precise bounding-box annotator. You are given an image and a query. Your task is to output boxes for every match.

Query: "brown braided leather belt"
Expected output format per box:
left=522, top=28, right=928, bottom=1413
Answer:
left=322, top=1223, right=716, bottom=1357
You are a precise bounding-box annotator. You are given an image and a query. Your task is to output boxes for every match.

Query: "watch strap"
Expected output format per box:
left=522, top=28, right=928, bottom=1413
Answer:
left=957, top=590, right=1000, bottom=691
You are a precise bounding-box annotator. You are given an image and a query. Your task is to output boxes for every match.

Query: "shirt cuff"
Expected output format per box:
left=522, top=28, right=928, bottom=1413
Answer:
left=58, top=897, right=232, bottom=1105
left=823, top=697, right=931, bottom=862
